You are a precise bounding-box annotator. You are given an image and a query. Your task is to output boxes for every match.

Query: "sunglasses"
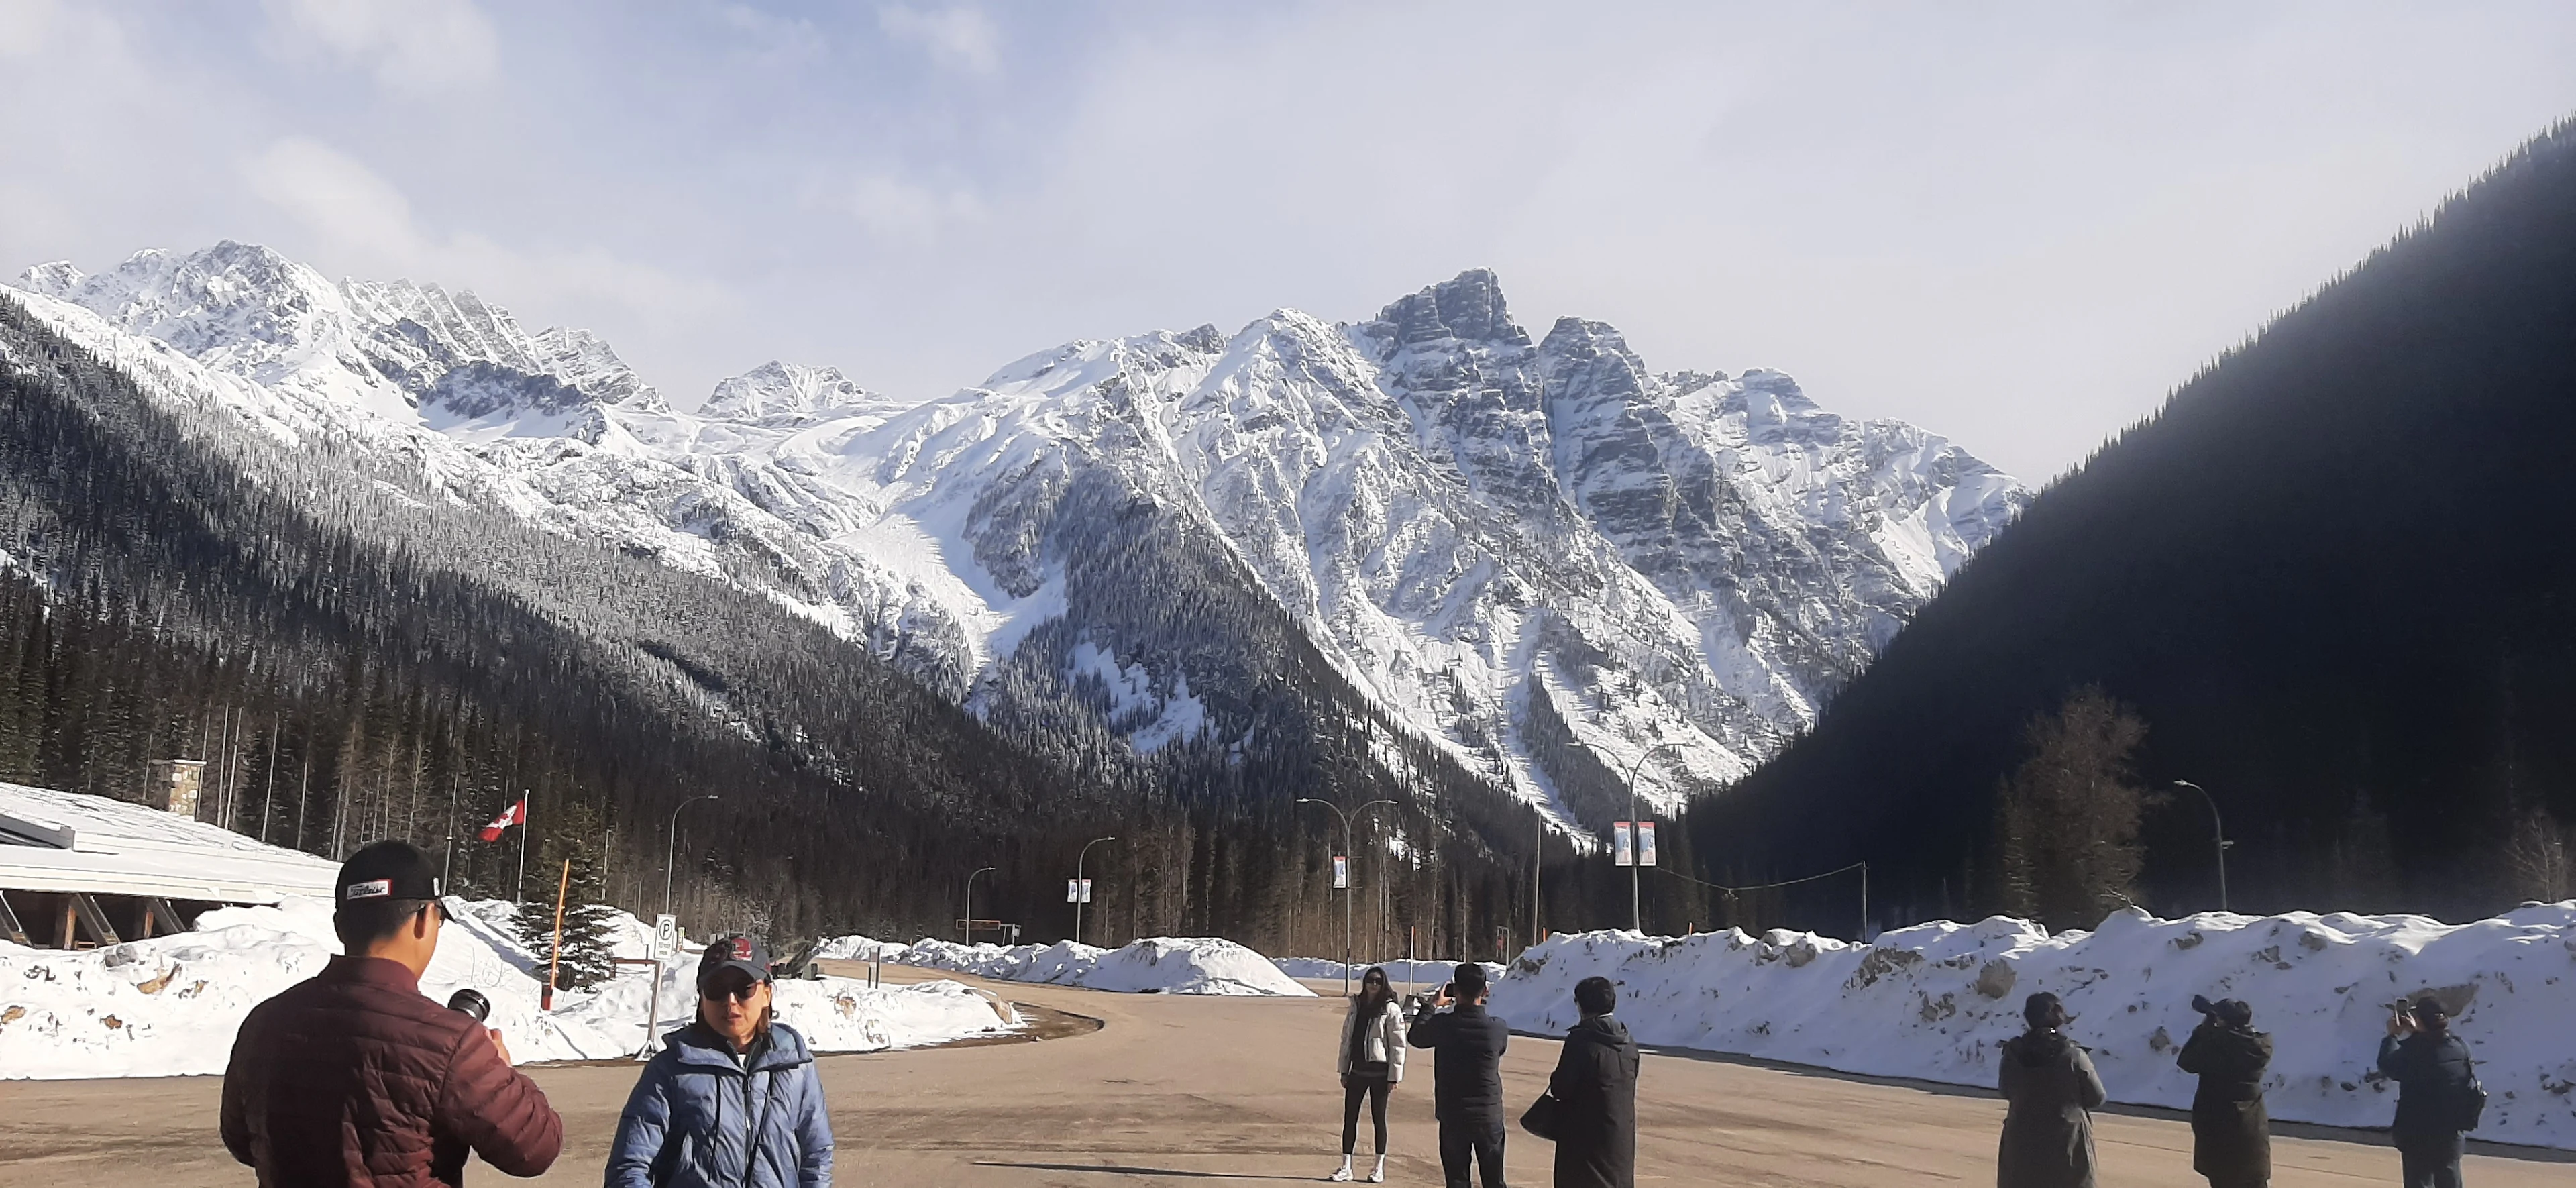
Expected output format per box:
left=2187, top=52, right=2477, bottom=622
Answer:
left=702, top=980, right=767, bottom=1002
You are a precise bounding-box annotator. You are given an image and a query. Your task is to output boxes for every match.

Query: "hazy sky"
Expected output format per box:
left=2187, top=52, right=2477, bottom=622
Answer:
left=5, top=2, right=2571, bottom=481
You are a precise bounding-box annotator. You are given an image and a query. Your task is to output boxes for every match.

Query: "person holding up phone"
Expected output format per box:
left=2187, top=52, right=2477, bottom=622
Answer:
left=2378, top=996, right=2478, bottom=1188
left=1407, top=963, right=1511, bottom=1188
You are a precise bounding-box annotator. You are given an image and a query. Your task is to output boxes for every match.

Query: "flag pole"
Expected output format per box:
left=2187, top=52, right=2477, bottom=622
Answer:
left=515, top=791, right=530, bottom=903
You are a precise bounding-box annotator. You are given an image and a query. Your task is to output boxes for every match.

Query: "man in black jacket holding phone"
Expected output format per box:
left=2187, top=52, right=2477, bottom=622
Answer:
left=1407, top=961, right=1511, bottom=1188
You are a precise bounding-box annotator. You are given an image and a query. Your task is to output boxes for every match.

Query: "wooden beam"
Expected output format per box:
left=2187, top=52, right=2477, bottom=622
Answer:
left=0, top=890, right=25, bottom=947
left=72, top=893, right=121, bottom=947
left=140, top=896, right=182, bottom=940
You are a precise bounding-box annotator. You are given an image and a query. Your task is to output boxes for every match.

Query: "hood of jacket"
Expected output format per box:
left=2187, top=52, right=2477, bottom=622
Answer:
left=1568, top=1014, right=1633, bottom=1050
left=2008, top=1028, right=2078, bottom=1067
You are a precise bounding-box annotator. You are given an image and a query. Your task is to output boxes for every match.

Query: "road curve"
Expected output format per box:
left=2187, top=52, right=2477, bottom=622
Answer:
left=0, top=961, right=2565, bottom=1186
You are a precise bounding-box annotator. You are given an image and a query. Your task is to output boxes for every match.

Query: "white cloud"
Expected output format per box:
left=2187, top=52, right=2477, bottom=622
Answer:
left=0, top=0, right=59, bottom=59
left=877, top=4, right=998, bottom=75
left=262, top=0, right=498, bottom=95
left=239, top=137, right=719, bottom=325
left=834, top=172, right=985, bottom=244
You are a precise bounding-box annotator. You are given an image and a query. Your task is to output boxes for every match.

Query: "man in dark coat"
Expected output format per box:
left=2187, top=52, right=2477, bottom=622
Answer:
left=2377, top=995, right=2476, bottom=1188
left=1408, top=961, right=1510, bottom=1188
left=2176, top=996, right=2271, bottom=1187
left=1546, top=975, right=1639, bottom=1188
left=221, top=841, right=562, bottom=1187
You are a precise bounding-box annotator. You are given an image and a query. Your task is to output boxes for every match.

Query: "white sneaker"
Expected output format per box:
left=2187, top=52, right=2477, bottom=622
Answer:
left=1327, top=1165, right=1352, bottom=1183
left=1365, top=1165, right=1385, bottom=1183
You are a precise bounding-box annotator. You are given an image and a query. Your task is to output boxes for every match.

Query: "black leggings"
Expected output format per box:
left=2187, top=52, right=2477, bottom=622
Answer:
left=1342, top=1074, right=1391, bottom=1155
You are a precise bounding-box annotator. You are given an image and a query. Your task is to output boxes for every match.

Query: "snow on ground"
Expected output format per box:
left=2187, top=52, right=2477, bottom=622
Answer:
left=1275, top=957, right=1505, bottom=992
left=0, top=897, right=1018, bottom=1079
left=850, top=935, right=1314, bottom=996
left=1491, top=904, right=2576, bottom=1150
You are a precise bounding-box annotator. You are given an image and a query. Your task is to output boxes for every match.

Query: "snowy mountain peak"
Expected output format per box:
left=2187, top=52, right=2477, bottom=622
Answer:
left=703, top=361, right=877, bottom=421
left=1371, top=268, right=1528, bottom=348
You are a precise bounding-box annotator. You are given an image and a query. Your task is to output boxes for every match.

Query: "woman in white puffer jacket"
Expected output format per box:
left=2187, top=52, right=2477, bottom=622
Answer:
left=1328, top=965, right=1408, bottom=1182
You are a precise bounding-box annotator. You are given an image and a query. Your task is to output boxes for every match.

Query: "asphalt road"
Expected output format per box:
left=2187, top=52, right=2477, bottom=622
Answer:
left=0, top=961, right=2564, bottom=1187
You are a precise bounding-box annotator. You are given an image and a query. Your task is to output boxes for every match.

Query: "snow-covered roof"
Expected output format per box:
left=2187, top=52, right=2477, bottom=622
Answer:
left=0, top=781, right=339, bottom=904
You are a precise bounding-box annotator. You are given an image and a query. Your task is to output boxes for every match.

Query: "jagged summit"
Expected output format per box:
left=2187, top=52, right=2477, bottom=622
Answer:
left=702, top=361, right=879, bottom=421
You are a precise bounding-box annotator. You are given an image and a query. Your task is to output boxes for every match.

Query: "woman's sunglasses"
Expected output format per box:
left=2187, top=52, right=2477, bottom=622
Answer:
left=702, top=981, right=766, bottom=1002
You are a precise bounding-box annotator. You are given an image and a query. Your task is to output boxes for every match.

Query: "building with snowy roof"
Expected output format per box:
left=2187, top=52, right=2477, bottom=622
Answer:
left=0, top=779, right=339, bottom=949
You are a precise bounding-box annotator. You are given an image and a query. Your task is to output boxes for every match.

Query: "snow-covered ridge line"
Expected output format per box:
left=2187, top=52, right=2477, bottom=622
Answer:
left=825, top=934, right=1314, bottom=997
left=0, top=897, right=1020, bottom=1080
left=1489, top=904, right=2576, bottom=1150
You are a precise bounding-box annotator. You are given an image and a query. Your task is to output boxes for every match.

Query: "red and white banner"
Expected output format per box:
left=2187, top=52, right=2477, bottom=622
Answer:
left=478, top=796, right=527, bottom=842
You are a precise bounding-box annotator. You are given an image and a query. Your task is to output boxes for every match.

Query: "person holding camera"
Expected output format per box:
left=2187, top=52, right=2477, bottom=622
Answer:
left=1542, top=975, right=1639, bottom=1188
left=1996, top=991, right=2106, bottom=1188
left=608, top=934, right=835, bottom=1188
left=1407, top=961, right=1511, bottom=1188
left=2176, top=995, right=2271, bottom=1188
left=2378, top=995, right=2479, bottom=1188
left=220, top=841, right=564, bottom=1187
left=1326, top=966, right=1408, bottom=1183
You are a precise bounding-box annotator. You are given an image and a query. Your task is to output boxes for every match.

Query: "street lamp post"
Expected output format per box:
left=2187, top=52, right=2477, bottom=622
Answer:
left=1619, top=743, right=1686, bottom=934
left=963, top=865, right=996, bottom=944
left=661, top=794, right=720, bottom=931
left=1073, top=836, right=1118, bottom=947
left=1295, top=797, right=1399, bottom=999
left=2170, top=780, right=2233, bottom=912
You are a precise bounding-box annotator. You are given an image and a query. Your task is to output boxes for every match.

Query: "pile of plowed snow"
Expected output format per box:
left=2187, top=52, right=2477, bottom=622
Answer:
left=1276, top=957, right=1504, bottom=990
left=1492, top=904, right=2576, bottom=1149
left=0, top=897, right=1018, bottom=1079
left=849, top=935, right=1313, bottom=996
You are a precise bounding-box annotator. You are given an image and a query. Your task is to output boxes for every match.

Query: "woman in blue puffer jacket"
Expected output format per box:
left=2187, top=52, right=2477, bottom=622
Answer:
left=608, top=935, right=834, bottom=1188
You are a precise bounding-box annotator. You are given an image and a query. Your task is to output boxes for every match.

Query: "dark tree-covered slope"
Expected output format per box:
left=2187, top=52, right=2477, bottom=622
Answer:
left=1691, top=119, right=2576, bottom=930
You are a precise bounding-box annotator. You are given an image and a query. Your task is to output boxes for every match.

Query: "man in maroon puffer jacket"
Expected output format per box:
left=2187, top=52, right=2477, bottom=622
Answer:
left=221, top=841, right=563, bottom=1187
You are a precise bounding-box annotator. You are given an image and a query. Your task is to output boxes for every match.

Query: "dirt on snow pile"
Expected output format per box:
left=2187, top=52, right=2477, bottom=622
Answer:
left=1491, top=903, right=2576, bottom=1149
left=0, top=897, right=1018, bottom=1079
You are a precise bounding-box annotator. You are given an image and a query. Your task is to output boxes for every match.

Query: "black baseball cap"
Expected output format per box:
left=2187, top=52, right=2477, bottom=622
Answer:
left=1451, top=961, right=1488, bottom=996
left=698, top=934, right=772, bottom=991
left=335, top=841, right=442, bottom=908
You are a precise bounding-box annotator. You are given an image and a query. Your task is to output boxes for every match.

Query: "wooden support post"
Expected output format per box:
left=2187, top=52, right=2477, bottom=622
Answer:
left=140, top=896, right=183, bottom=940
left=72, top=894, right=122, bottom=947
left=0, top=890, right=25, bottom=947
left=543, top=858, right=571, bottom=1011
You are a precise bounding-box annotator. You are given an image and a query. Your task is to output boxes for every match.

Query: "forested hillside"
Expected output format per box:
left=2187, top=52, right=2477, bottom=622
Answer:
left=1692, top=119, right=2576, bottom=931
left=0, top=297, right=1651, bottom=956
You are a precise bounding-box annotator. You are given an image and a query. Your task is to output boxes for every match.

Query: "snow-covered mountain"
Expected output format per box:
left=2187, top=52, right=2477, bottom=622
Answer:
left=7, top=244, right=2024, bottom=829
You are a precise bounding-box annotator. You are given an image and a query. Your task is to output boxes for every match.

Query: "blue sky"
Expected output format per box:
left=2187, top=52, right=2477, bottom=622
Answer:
left=4, top=1, right=2572, bottom=480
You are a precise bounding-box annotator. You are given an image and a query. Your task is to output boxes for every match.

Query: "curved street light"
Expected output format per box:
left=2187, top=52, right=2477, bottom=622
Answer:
left=1295, top=797, right=1399, bottom=998
left=1073, top=836, right=1118, bottom=947
left=963, top=865, right=998, bottom=944
left=2170, top=780, right=2233, bottom=912
left=661, top=794, right=721, bottom=930
left=1619, top=742, right=1688, bottom=933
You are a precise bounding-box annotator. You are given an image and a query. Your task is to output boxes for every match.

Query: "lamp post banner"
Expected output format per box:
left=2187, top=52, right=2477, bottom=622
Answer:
left=1332, top=855, right=1348, bottom=889
left=1613, top=822, right=1635, bottom=867
left=1638, top=821, right=1658, bottom=867
left=1066, top=878, right=1093, bottom=903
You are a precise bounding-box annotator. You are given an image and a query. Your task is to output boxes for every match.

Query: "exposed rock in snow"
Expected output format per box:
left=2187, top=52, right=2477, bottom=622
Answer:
left=702, top=361, right=881, bottom=421
left=1491, top=904, right=2576, bottom=1150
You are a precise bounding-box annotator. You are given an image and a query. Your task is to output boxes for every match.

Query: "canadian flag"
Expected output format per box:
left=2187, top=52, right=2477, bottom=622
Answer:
left=478, top=796, right=527, bottom=842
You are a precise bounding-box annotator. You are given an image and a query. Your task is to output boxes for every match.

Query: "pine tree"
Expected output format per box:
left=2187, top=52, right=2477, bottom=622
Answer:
left=515, top=802, right=620, bottom=992
left=1994, top=686, right=2149, bottom=931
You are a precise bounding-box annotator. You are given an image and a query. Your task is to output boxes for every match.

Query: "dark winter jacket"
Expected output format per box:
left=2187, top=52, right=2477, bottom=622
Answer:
left=1408, top=1000, right=1510, bottom=1124
left=2377, top=1032, right=2475, bottom=1142
left=220, top=955, right=563, bottom=1188
left=607, top=1020, right=834, bottom=1188
left=1996, top=1029, right=2106, bottom=1188
left=2176, top=1022, right=2271, bottom=1181
left=1546, top=1014, right=1640, bottom=1188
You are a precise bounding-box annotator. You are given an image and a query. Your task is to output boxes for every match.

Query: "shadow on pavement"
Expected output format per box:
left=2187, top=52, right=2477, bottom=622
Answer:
left=974, top=1163, right=1317, bottom=1181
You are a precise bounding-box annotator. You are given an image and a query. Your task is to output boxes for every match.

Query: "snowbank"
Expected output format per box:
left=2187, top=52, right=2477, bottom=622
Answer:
left=1491, top=904, right=2576, bottom=1149
left=0, top=897, right=1019, bottom=1079
left=1276, top=957, right=1505, bottom=991
left=853, top=935, right=1315, bottom=996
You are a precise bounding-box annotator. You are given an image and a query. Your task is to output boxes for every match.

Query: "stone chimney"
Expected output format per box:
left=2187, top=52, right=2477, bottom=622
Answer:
left=146, top=759, right=206, bottom=818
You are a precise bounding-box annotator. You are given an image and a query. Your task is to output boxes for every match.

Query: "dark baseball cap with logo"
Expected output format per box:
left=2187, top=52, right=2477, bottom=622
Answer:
left=698, top=934, right=772, bottom=991
left=335, top=840, right=443, bottom=908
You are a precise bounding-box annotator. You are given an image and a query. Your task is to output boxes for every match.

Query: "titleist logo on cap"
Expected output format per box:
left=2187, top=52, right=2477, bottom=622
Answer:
left=344, top=878, right=392, bottom=900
